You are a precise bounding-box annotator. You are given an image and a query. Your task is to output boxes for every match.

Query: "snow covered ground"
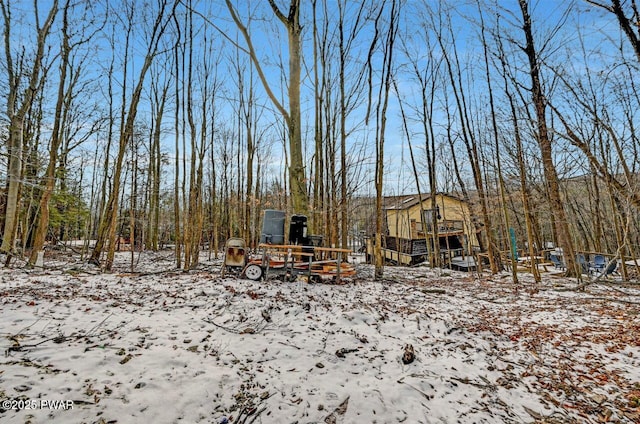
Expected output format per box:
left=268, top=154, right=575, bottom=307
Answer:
left=1, top=250, right=639, bottom=423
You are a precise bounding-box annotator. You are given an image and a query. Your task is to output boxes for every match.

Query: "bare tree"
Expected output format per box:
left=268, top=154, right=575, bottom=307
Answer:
left=337, top=0, right=369, bottom=249
left=182, top=1, right=199, bottom=269
left=398, top=7, right=444, bottom=267
left=0, top=0, right=58, bottom=261
left=431, top=3, right=499, bottom=273
left=367, top=0, right=399, bottom=279
left=474, top=1, right=519, bottom=278
left=517, top=0, right=578, bottom=276
left=146, top=64, right=170, bottom=252
left=586, top=0, right=640, bottom=61
left=172, top=9, right=182, bottom=268
left=90, top=0, right=177, bottom=270
left=225, top=0, right=308, bottom=214
left=28, top=0, right=100, bottom=266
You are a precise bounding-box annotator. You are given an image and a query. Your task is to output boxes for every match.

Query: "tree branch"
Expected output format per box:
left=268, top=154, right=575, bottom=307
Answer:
left=224, top=0, right=290, bottom=125
left=267, top=0, right=288, bottom=25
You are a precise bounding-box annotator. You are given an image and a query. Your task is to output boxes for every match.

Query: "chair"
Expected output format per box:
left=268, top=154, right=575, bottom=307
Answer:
left=550, top=254, right=565, bottom=271
left=222, top=237, right=247, bottom=276
left=604, top=260, right=619, bottom=278
left=589, top=254, right=606, bottom=275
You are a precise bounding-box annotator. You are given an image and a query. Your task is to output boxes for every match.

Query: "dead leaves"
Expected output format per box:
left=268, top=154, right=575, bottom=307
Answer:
left=119, top=354, right=133, bottom=364
left=401, top=344, right=415, bottom=364
left=335, top=347, right=358, bottom=358
left=464, top=286, right=640, bottom=423
left=324, top=396, right=349, bottom=424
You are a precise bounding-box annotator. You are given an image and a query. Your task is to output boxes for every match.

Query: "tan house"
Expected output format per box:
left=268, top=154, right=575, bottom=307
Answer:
left=369, top=193, right=480, bottom=266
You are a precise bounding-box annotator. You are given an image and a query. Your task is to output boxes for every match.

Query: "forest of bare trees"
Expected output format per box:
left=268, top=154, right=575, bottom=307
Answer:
left=1, top=0, right=639, bottom=280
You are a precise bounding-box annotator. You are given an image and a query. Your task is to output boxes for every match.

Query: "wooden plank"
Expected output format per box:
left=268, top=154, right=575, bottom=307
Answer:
left=309, top=259, right=338, bottom=265
left=314, top=247, right=352, bottom=253
left=258, top=243, right=304, bottom=250
left=290, top=252, right=314, bottom=257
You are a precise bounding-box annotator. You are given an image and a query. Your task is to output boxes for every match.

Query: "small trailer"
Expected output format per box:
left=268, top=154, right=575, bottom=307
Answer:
left=242, top=244, right=355, bottom=283
left=241, top=210, right=356, bottom=282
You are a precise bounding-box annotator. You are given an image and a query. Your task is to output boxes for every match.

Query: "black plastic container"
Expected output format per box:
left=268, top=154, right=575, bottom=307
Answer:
left=289, top=214, right=308, bottom=245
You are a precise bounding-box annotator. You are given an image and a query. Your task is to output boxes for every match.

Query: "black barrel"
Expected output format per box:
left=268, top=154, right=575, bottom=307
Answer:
left=289, top=214, right=308, bottom=245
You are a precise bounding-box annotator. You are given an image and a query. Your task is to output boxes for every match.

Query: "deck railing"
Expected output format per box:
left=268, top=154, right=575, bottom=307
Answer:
left=413, top=219, right=464, bottom=238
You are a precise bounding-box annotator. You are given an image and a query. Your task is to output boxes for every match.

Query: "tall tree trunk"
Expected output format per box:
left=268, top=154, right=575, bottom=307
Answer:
left=183, top=1, right=207, bottom=270
left=1, top=0, right=58, bottom=257
left=477, top=2, right=516, bottom=279
left=183, top=3, right=195, bottom=269
left=369, top=0, right=398, bottom=280
left=518, top=0, right=577, bottom=276
left=173, top=27, right=182, bottom=268
left=148, top=78, right=167, bottom=251
left=29, top=0, right=71, bottom=266
left=434, top=9, right=497, bottom=273
left=129, top=135, right=138, bottom=271
left=90, top=0, right=176, bottom=270
left=338, top=1, right=348, bottom=249
left=312, top=0, right=323, bottom=236
left=402, top=27, right=442, bottom=267
left=278, top=0, right=306, bottom=215
left=225, top=0, right=309, bottom=215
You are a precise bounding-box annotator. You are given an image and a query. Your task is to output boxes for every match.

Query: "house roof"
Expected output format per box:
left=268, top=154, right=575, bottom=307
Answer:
left=384, top=192, right=464, bottom=210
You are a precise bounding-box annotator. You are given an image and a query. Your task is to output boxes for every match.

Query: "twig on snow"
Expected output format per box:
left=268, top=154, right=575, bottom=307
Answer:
left=86, top=313, right=114, bottom=337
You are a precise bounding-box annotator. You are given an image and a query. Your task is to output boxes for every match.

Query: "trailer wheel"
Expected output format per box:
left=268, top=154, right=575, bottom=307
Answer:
left=244, top=264, right=263, bottom=281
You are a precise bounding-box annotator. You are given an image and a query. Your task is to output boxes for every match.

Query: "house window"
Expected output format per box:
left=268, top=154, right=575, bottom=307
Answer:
left=422, top=206, right=440, bottom=231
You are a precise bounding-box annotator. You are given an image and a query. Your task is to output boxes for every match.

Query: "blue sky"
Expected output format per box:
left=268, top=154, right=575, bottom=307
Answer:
left=0, top=0, right=635, bottom=199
